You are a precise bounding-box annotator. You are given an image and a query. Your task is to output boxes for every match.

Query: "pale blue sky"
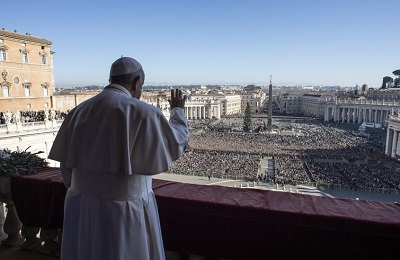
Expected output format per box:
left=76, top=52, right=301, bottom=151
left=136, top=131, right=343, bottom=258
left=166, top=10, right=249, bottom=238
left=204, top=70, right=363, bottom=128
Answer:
left=1, top=0, right=399, bottom=88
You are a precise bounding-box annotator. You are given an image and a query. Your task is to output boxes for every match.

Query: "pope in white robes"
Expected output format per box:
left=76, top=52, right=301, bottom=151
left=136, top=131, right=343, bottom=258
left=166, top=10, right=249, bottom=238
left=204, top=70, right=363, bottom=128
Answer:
left=48, top=57, right=189, bottom=260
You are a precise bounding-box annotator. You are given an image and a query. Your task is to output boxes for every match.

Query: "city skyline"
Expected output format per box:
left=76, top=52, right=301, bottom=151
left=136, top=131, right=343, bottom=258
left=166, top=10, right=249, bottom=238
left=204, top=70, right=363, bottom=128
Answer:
left=1, top=0, right=399, bottom=88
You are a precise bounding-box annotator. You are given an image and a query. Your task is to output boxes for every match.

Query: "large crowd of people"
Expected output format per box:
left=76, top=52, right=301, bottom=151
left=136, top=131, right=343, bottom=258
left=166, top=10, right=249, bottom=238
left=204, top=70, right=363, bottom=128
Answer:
left=168, top=119, right=400, bottom=193
left=0, top=110, right=67, bottom=124
left=169, top=149, right=260, bottom=181
left=2, top=109, right=399, bottom=193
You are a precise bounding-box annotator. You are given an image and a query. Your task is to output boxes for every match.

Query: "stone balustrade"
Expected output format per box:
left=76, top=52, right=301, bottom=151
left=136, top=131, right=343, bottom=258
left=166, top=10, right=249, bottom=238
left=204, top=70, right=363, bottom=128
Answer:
left=331, top=98, right=400, bottom=106
left=0, top=175, right=61, bottom=256
left=2, top=169, right=399, bottom=259
left=0, top=120, right=62, bottom=135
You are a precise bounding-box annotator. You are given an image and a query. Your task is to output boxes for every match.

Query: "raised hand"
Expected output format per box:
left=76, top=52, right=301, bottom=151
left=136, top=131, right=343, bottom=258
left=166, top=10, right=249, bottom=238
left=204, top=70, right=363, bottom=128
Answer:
left=168, top=89, right=186, bottom=109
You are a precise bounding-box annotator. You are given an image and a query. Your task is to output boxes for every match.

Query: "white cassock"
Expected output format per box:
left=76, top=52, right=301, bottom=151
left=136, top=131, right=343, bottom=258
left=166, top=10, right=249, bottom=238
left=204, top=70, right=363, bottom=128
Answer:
left=48, top=84, right=189, bottom=260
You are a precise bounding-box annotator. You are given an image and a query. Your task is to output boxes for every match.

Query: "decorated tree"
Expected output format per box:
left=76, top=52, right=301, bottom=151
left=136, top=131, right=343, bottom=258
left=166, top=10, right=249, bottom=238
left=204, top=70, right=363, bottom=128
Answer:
left=243, top=102, right=252, bottom=132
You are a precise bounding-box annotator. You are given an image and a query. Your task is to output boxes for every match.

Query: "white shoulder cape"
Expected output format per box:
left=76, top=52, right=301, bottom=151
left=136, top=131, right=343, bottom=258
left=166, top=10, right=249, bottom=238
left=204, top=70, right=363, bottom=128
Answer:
left=48, top=84, right=189, bottom=175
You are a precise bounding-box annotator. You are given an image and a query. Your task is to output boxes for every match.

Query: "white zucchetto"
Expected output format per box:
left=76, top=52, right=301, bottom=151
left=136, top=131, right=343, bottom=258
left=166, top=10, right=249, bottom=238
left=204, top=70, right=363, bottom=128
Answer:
left=110, top=57, right=142, bottom=76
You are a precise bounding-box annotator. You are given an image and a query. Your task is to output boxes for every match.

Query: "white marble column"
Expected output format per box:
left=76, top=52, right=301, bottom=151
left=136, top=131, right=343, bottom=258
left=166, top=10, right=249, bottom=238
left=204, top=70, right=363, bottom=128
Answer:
left=196, top=106, right=200, bottom=119
left=354, top=108, right=357, bottom=123
left=363, top=109, right=367, bottom=123
left=324, top=107, right=329, bottom=122
left=370, top=109, right=373, bottom=123
left=0, top=203, right=6, bottom=241
left=391, top=130, right=398, bottom=158
left=334, top=107, right=338, bottom=122
left=386, top=128, right=393, bottom=155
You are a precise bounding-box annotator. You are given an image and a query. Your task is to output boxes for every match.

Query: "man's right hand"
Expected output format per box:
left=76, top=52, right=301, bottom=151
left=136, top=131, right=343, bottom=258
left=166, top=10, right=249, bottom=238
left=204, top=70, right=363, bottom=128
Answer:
left=168, top=89, right=186, bottom=109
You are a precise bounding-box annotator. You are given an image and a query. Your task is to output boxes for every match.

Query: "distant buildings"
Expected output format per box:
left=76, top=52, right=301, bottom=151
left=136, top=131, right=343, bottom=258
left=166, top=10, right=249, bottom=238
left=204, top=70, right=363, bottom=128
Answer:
left=276, top=87, right=400, bottom=127
left=0, top=29, right=54, bottom=112
left=2, top=29, right=398, bottom=127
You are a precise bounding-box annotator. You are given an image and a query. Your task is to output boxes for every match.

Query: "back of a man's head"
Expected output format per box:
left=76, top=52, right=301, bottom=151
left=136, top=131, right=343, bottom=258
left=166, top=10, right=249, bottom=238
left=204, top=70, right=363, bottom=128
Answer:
left=109, top=57, right=143, bottom=85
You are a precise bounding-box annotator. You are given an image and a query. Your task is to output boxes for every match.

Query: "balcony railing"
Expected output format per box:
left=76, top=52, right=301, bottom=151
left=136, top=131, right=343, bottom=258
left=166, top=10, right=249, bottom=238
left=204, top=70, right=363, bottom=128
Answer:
left=0, top=120, right=63, bottom=135
left=1, top=167, right=399, bottom=259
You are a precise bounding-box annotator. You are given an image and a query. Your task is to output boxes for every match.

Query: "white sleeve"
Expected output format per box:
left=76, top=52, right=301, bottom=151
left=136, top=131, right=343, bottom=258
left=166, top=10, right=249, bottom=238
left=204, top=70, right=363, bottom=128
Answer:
left=169, top=107, right=189, bottom=156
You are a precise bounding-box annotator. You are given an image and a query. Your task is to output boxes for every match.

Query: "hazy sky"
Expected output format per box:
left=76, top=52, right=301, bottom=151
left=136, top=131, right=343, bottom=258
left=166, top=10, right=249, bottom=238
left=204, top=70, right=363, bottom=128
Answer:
left=2, top=0, right=399, bottom=88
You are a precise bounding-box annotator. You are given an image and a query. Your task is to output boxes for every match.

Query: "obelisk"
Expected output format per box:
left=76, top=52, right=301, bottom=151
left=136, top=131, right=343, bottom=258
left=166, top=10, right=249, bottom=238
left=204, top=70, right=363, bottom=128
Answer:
left=267, top=75, right=273, bottom=132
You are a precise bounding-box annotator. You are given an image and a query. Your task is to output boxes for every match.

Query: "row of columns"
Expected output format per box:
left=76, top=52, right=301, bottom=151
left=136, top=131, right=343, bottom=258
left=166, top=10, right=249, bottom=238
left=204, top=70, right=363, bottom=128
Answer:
left=184, top=105, right=221, bottom=120
left=325, top=106, right=390, bottom=126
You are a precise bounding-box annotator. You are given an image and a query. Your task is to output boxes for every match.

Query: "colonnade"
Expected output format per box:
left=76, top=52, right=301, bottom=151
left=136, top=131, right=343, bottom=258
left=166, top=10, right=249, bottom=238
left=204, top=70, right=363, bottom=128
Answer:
left=184, top=102, right=221, bottom=120
left=324, top=104, right=393, bottom=127
left=386, top=116, right=400, bottom=158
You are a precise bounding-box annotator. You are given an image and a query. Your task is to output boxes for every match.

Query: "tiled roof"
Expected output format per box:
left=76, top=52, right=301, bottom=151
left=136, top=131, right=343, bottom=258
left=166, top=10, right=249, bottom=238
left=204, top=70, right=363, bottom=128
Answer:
left=0, top=29, right=52, bottom=45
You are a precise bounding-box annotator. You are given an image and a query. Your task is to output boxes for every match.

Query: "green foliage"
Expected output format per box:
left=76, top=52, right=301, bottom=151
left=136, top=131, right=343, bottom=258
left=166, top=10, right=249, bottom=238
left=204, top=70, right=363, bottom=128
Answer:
left=243, top=102, right=252, bottom=132
left=0, top=147, right=48, bottom=177
left=395, top=78, right=400, bottom=88
left=393, top=69, right=400, bottom=77
left=392, top=70, right=400, bottom=87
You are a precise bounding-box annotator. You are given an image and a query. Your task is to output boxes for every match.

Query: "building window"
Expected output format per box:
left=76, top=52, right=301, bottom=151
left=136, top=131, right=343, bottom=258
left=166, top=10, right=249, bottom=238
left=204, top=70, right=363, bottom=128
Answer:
left=43, top=86, right=48, bottom=96
left=0, top=39, right=3, bottom=43
left=22, top=43, right=26, bottom=47
left=41, top=55, right=46, bottom=64
left=13, top=77, right=20, bottom=84
left=2, top=86, right=9, bottom=97
left=27, top=103, right=31, bottom=109
left=44, top=102, right=49, bottom=108
left=0, top=49, right=5, bottom=61
left=57, top=100, right=63, bottom=108
left=22, top=52, right=28, bottom=63
left=24, top=86, right=30, bottom=97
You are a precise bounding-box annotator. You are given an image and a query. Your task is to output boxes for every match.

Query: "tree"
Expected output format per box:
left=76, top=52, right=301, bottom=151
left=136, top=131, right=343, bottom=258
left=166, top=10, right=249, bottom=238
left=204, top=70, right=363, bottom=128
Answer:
left=381, top=76, right=394, bottom=89
left=243, top=102, right=252, bottom=132
left=393, top=69, right=400, bottom=87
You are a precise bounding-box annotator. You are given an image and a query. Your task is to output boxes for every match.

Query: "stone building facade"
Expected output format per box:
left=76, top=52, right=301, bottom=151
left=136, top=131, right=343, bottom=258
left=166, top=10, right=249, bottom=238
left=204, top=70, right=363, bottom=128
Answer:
left=240, top=91, right=266, bottom=114
left=0, top=29, right=54, bottom=112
